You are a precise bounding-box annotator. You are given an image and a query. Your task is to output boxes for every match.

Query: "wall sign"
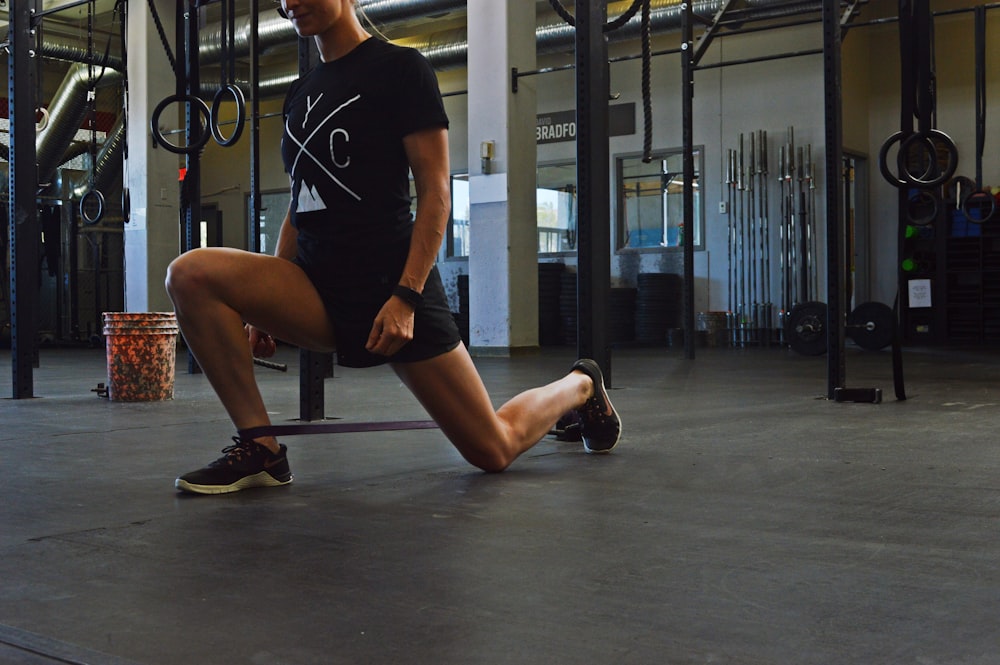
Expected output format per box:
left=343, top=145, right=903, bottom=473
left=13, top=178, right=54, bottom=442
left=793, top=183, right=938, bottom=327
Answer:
left=536, top=103, right=636, bottom=145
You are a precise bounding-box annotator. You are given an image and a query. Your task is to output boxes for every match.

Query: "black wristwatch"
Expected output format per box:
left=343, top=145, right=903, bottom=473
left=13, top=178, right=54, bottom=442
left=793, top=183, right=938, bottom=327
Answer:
left=392, top=284, right=424, bottom=309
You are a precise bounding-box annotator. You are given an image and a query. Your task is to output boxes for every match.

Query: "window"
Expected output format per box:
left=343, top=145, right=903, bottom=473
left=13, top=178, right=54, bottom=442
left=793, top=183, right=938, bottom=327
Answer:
left=444, top=165, right=578, bottom=259
left=617, top=149, right=703, bottom=250
left=448, top=174, right=470, bottom=258
left=536, top=162, right=577, bottom=254
left=247, top=191, right=290, bottom=254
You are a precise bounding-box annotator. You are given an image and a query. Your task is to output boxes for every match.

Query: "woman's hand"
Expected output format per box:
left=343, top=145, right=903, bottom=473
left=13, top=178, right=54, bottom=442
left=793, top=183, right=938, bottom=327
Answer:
left=246, top=324, right=277, bottom=358
left=366, top=296, right=416, bottom=356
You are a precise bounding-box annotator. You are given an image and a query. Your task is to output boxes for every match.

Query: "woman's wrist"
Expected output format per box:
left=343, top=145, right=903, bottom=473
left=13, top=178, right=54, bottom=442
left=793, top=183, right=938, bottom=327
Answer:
left=392, top=284, right=424, bottom=309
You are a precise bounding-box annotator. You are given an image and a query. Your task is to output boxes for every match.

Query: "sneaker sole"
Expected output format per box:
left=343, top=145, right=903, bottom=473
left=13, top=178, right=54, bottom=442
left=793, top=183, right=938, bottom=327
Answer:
left=175, top=471, right=293, bottom=495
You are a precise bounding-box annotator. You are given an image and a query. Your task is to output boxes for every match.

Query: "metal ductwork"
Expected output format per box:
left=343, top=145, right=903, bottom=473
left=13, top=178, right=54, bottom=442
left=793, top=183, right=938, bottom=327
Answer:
left=196, top=0, right=466, bottom=72
left=71, top=113, right=125, bottom=200
left=39, top=38, right=125, bottom=71
left=197, top=0, right=466, bottom=97
left=224, top=0, right=821, bottom=99
left=417, top=0, right=820, bottom=69
left=35, top=62, right=122, bottom=189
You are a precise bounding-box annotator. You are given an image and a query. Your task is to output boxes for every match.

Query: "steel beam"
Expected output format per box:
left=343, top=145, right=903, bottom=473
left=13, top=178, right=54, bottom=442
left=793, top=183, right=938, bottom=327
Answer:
left=681, top=2, right=696, bottom=359
left=295, top=32, right=332, bottom=421
left=179, top=0, right=204, bottom=373
left=248, top=0, right=263, bottom=253
left=574, top=0, right=612, bottom=383
left=8, top=0, right=40, bottom=398
left=692, top=0, right=736, bottom=66
left=823, top=0, right=846, bottom=398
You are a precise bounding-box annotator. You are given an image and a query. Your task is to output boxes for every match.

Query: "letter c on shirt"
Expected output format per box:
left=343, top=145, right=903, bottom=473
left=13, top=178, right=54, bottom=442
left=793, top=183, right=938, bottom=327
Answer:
left=330, top=128, right=350, bottom=169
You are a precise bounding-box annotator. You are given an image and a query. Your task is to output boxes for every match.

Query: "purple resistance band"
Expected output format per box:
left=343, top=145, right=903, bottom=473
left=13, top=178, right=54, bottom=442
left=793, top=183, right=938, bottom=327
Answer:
left=238, top=420, right=440, bottom=441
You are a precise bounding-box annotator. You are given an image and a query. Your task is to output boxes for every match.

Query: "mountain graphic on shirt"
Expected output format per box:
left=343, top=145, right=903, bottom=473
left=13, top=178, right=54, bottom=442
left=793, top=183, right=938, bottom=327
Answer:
left=296, top=181, right=328, bottom=213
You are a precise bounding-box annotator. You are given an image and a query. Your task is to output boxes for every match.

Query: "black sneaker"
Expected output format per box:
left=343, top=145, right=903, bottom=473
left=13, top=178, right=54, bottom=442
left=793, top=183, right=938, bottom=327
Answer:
left=175, top=437, right=293, bottom=495
left=571, top=359, right=622, bottom=454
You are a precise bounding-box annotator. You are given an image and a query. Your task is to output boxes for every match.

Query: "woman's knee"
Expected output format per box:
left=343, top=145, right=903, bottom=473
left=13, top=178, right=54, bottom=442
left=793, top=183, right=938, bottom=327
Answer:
left=468, top=448, right=513, bottom=474
left=454, top=433, right=517, bottom=473
left=164, top=248, right=222, bottom=302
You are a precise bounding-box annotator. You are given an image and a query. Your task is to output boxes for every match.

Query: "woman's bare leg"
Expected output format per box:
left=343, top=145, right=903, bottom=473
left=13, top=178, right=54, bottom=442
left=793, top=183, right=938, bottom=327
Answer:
left=392, top=344, right=594, bottom=472
left=165, top=247, right=337, bottom=453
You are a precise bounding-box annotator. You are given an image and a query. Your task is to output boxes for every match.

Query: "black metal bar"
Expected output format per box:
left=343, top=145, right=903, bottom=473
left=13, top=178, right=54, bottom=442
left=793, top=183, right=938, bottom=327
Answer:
left=692, top=0, right=737, bottom=66
left=843, top=2, right=1000, bottom=35
left=695, top=48, right=822, bottom=71
left=294, top=32, right=330, bottom=421
left=181, top=0, right=202, bottom=374
left=681, top=1, right=696, bottom=360
left=31, top=0, right=92, bottom=22
left=840, top=0, right=864, bottom=29
left=575, top=0, right=611, bottom=384
left=823, top=0, right=845, bottom=399
left=299, top=348, right=333, bottom=422
left=248, top=0, right=262, bottom=253
left=182, top=1, right=200, bottom=258
left=8, top=0, right=39, bottom=398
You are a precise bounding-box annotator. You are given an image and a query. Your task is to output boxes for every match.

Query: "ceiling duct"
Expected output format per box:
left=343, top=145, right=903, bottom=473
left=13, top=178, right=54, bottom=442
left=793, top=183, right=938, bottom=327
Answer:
left=36, top=62, right=121, bottom=189
left=71, top=112, right=125, bottom=200
left=226, top=0, right=821, bottom=99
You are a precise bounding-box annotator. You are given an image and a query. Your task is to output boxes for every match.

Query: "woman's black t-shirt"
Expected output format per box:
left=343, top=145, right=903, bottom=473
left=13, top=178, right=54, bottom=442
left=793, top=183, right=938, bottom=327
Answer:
left=280, top=38, right=449, bottom=276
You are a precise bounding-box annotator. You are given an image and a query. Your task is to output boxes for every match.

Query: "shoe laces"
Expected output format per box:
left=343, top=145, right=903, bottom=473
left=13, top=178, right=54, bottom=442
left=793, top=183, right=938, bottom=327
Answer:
left=215, top=436, right=258, bottom=466
left=580, top=396, right=612, bottom=423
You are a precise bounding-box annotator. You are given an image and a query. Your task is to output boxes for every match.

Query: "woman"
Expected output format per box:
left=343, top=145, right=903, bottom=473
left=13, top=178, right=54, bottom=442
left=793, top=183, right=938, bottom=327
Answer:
left=165, top=0, right=621, bottom=495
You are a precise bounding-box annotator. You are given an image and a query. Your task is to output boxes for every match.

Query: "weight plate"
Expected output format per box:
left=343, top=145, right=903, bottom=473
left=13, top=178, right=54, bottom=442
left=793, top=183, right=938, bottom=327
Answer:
left=847, top=301, right=894, bottom=351
left=785, top=301, right=828, bottom=356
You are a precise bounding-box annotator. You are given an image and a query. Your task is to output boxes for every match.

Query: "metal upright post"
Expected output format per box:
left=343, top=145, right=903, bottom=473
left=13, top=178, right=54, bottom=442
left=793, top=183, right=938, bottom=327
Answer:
left=294, top=32, right=330, bottom=422
left=574, top=0, right=611, bottom=384
left=8, top=0, right=40, bottom=398
left=180, top=0, right=200, bottom=258
left=180, top=0, right=202, bottom=373
left=823, top=0, right=846, bottom=397
left=681, top=2, right=696, bottom=359
left=248, top=0, right=262, bottom=252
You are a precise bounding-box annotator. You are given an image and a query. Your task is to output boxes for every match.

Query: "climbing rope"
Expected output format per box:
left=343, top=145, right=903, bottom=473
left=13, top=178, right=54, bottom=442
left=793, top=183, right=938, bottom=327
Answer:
left=546, top=0, right=654, bottom=162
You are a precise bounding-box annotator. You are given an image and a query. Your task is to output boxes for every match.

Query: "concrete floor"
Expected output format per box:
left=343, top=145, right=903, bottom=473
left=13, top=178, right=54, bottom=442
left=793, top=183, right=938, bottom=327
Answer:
left=2, top=342, right=1000, bottom=664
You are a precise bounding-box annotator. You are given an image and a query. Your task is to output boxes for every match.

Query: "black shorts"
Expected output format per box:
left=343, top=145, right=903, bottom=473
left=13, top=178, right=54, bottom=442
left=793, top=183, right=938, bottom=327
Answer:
left=293, top=236, right=462, bottom=369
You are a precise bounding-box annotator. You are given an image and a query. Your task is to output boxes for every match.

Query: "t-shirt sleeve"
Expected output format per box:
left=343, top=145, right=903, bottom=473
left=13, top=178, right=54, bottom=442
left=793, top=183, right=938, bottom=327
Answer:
left=392, top=49, right=449, bottom=138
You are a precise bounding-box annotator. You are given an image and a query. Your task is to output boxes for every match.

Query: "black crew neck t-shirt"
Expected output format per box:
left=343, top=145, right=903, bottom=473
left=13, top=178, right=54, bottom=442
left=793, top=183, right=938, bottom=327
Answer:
left=281, top=38, right=449, bottom=273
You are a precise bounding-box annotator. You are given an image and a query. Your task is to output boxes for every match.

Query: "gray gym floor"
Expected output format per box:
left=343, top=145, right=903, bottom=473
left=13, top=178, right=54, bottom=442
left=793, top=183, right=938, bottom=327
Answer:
left=2, top=342, right=999, bottom=664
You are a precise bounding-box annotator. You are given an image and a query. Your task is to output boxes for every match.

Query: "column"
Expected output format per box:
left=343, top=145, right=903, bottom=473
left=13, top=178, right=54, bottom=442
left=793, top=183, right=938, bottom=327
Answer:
left=124, top=0, right=182, bottom=313
left=466, top=0, right=538, bottom=355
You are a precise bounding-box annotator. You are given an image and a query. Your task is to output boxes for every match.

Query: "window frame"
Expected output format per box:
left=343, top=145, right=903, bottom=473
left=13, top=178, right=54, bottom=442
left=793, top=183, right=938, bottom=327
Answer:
left=614, top=146, right=705, bottom=253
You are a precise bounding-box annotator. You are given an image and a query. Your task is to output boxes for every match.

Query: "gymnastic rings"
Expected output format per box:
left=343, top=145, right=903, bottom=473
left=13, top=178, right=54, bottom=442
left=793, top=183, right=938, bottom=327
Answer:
left=896, top=129, right=958, bottom=188
left=210, top=84, right=246, bottom=147
left=945, top=176, right=976, bottom=209
left=944, top=176, right=997, bottom=224
left=905, top=189, right=938, bottom=226
left=878, top=129, right=958, bottom=189
left=150, top=93, right=212, bottom=155
left=878, top=131, right=915, bottom=188
left=962, top=189, right=997, bottom=224
left=35, top=107, right=49, bottom=134
left=80, top=188, right=105, bottom=226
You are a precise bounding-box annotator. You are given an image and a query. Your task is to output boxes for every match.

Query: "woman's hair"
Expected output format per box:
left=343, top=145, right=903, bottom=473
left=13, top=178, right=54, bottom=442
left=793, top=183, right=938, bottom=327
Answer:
left=355, top=2, right=389, bottom=41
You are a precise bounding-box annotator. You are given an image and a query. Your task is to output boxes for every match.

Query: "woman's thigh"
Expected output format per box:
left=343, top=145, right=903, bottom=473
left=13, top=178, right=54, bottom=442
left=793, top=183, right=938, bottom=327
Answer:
left=168, top=247, right=336, bottom=352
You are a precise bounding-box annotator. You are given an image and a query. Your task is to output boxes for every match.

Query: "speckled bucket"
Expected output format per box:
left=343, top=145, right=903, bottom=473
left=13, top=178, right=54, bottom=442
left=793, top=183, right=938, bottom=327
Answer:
left=103, top=312, right=179, bottom=402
